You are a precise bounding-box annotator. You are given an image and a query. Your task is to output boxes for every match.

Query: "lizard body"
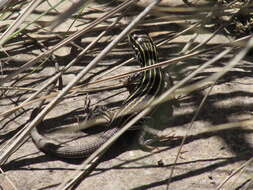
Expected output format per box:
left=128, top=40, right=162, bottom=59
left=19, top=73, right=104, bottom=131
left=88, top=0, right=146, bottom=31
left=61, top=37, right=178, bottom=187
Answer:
left=30, top=31, right=165, bottom=158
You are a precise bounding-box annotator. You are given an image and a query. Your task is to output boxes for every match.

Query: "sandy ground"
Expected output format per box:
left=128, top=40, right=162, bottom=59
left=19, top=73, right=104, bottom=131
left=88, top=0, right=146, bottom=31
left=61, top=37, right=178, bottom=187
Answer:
left=1, top=1, right=253, bottom=190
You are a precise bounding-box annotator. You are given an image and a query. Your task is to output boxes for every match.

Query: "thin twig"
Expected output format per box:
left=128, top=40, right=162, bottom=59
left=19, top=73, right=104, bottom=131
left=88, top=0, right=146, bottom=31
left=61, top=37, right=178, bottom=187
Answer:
left=56, top=1, right=162, bottom=189
left=2, top=9, right=124, bottom=118
left=0, top=0, right=137, bottom=86
left=0, top=0, right=43, bottom=46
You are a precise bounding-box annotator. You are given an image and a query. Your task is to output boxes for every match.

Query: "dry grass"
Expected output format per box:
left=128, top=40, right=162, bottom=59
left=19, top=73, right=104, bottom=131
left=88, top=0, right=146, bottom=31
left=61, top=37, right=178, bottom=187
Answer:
left=1, top=0, right=253, bottom=189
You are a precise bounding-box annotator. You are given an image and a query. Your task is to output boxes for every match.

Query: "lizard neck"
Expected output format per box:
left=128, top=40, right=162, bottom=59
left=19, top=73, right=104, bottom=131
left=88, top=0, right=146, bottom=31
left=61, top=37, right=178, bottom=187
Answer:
left=112, top=32, right=164, bottom=124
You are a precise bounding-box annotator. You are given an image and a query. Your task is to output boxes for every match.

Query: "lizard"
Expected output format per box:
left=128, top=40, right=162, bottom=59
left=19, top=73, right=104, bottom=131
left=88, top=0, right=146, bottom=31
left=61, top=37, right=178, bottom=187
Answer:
left=30, top=31, right=167, bottom=158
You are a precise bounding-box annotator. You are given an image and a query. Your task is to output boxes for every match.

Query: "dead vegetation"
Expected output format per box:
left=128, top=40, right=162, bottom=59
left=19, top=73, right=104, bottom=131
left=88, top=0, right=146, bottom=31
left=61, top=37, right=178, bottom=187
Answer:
left=1, top=0, right=253, bottom=189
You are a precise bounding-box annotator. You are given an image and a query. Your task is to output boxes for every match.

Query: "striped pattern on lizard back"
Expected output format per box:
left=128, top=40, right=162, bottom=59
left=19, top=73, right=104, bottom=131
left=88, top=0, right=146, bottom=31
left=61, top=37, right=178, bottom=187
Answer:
left=30, top=31, right=164, bottom=158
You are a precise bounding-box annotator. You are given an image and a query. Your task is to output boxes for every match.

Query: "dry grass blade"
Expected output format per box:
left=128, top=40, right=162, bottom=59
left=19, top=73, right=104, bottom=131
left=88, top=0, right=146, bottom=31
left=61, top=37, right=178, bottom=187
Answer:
left=0, top=37, right=207, bottom=118
left=56, top=1, right=162, bottom=189
left=0, top=0, right=137, bottom=164
left=166, top=49, right=232, bottom=189
left=95, top=22, right=200, bottom=79
left=216, top=158, right=253, bottom=190
left=166, top=37, right=253, bottom=189
left=0, top=0, right=43, bottom=46
left=0, top=0, right=13, bottom=9
left=1, top=0, right=253, bottom=189
left=0, top=167, right=17, bottom=190
left=50, top=0, right=93, bottom=30
left=177, top=36, right=253, bottom=97
left=61, top=32, right=251, bottom=190
left=1, top=9, right=123, bottom=118
left=0, top=34, right=248, bottom=121
left=156, top=37, right=252, bottom=188
left=0, top=47, right=209, bottom=126
left=0, top=0, right=136, bottom=86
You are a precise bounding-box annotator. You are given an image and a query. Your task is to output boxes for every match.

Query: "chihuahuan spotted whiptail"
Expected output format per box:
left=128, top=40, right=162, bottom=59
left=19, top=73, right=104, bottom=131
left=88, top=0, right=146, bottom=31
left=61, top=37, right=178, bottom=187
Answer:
left=30, top=31, right=166, bottom=158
